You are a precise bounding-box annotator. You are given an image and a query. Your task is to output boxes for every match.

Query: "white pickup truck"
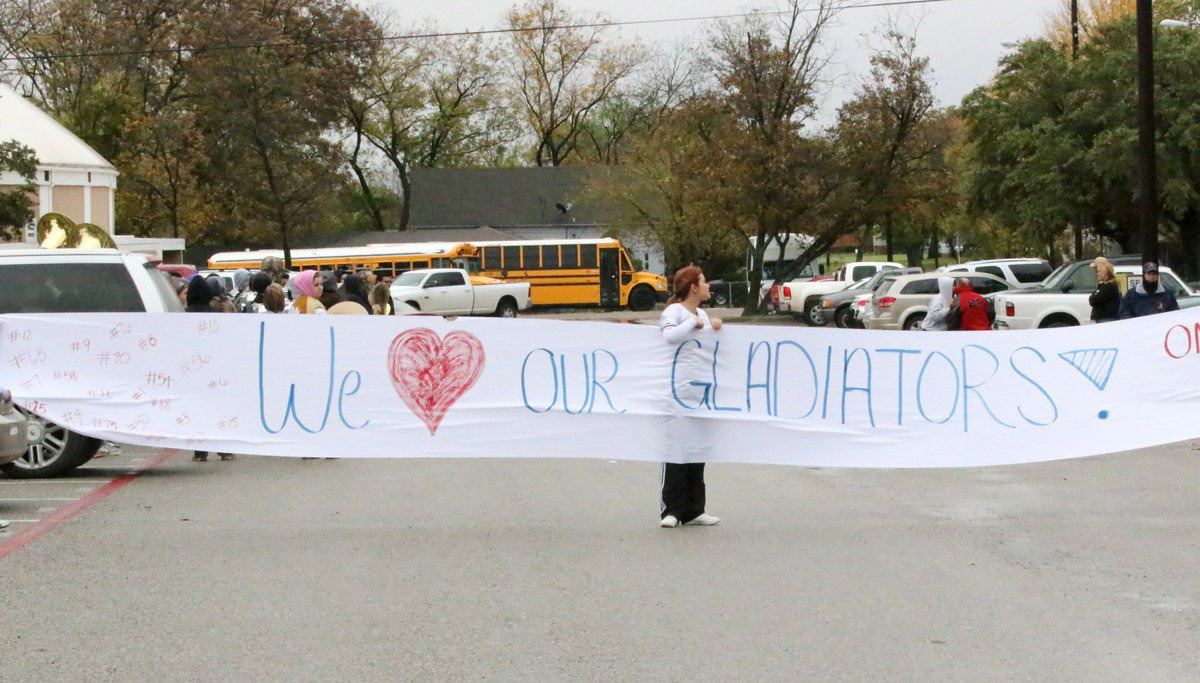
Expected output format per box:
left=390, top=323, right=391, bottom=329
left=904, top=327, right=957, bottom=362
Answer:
left=389, top=268, right=532, bottom=317
left=776, top=261, right=905, bottom=325
left=994, top=260, right=1199, bottom=329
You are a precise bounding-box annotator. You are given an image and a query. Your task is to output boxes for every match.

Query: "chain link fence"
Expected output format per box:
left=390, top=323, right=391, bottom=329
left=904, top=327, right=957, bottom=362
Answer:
left=705, top=281, right=755, bottom=309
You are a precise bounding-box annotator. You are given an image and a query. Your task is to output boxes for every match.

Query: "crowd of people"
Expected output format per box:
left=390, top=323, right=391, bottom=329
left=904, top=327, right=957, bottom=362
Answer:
left=917, top=259, right=1178, bottom=332
left=166, top=256, right=397, bottom=317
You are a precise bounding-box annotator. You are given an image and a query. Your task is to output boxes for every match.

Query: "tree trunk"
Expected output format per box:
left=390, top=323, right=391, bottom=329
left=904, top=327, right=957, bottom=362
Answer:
left=397, top=163, right=412, bottom=231
left=884, top=214, right=894, bottom=262
left=743, top=242, right=768, bottom=317
left=349, top=156, right=385, bottom=233
left=1177, top=207, right=1199, bottom=281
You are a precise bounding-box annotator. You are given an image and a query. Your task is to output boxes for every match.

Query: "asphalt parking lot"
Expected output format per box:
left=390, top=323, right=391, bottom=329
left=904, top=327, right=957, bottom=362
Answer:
left=2, top=439, right=1199, bottom=680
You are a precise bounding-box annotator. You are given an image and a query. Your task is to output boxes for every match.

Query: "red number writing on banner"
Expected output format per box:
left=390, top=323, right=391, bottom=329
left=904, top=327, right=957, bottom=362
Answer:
left=109, top=322, right=133, bottom=339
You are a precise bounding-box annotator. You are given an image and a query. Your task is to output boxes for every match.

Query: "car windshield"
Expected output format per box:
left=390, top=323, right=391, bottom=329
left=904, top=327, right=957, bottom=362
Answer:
left=394, top=271, right=426, bottom=287
left=1041, top=263, right=1075, bottom=289
left=0, top=262, right=144, bottom=313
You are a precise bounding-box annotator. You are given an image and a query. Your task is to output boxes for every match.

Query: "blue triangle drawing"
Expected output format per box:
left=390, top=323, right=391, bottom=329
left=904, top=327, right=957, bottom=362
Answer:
left=1058, top=348, right=1119, bottom=391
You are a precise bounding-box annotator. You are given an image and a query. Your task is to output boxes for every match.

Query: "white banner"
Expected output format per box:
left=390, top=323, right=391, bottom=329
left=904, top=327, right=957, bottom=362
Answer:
left=0, top=311, right=1198, bottom=467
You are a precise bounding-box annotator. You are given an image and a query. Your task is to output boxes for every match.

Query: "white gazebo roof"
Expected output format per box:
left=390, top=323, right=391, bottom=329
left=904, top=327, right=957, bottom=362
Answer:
left=0, top=82, right=115, bottom=171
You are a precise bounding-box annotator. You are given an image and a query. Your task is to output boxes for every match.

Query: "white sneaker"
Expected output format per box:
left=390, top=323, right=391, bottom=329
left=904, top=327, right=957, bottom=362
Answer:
left=684, top=513, right=720, bottom=526
left=660, top=515, right=679, bottom=528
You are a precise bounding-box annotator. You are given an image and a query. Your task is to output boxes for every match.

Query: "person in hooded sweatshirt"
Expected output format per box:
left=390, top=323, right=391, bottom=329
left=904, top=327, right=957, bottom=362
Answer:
left=1120, top=261, right=1179, bottom=319
left=920, top=277, right=954, bottom=331
left=184, top=277, right=234, bottom=461
left=339, top=274, right=373, bottom=314
left=952, top=277, right=992, bottom=331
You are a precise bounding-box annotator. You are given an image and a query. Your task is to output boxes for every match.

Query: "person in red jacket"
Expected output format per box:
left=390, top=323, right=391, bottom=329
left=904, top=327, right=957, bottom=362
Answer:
left=953, top=277, right=992, bottom=331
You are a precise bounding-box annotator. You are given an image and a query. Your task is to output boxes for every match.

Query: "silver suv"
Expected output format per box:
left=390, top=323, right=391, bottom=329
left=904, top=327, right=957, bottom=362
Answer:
left=0, top=248, right=183, bottom=478
left=936, top=258, right=1052, bottom=289
left=864, top=272, right=1011, bottom=331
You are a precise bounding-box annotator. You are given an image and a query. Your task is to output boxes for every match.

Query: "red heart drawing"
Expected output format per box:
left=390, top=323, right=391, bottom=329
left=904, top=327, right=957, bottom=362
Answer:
left=387, top=328, right=486, bottom=435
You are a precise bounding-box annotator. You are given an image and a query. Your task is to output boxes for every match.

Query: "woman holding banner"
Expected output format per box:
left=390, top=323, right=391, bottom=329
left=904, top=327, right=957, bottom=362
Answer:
left=658, top=265, right=722, bottom=529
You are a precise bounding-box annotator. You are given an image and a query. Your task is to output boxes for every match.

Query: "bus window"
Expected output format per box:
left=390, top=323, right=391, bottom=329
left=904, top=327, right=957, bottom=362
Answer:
left=432, top=258, right=451, bottom=268
left=619, top=251, right=631, bottom=271
left=503, top=246, right=520, bottom=269
left=561, top=244, right=579, bottom=268
left=581, top=245, right=598, bottom=268
left=522, top=245, right=540, bottom=270
left=482, top=247, right=501, bottom=269
left=619, top=250, right=633, bottom=285
left=411, top=260, right=428, bottom=269
left=542, top=245, right=560, bottom=269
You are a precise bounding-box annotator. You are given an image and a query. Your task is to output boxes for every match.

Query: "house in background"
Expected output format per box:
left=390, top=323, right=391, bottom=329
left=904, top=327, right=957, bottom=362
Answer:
left=407, top=167, right=665, bottom=274
left=0, top=83, right=184, bottom=260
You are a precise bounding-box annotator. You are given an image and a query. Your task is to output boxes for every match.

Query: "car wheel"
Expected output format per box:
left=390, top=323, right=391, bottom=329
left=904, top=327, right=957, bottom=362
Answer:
left=1042, top=321, right=1076, bottom=328
left=1, top=409, right=101, bottom=479
left=627, top=286, right=656, bottom=312
left=806, top=301, right=827, bottom=326
left=835, top=306, right=855, bottom=328
left=904, top=313, right=926, bottom=331
left=495, top=299, right=518, bottom=318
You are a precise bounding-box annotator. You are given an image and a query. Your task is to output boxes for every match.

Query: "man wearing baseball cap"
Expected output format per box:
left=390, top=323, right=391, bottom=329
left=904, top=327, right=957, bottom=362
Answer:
left=1119, top=261, right=1179, bottom=319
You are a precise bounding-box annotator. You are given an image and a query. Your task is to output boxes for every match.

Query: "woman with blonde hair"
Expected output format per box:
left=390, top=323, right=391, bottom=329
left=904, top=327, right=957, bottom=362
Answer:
left=1089, top=257, right=1120, bottom=323
left=369, top=283, right=394, bottom=315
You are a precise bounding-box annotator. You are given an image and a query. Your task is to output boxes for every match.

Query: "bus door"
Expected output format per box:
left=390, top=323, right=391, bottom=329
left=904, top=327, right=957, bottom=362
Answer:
left=599, top=247, right=620, bottom=308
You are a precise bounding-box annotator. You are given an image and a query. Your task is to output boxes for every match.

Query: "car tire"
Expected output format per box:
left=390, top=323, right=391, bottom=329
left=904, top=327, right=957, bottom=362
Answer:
left=904, top=313, right=926, bottom=331
left=805, top=299, right=828, bottom=326
left=627, top=285, right=656, bottom=312
left=1041, top=320, right=1078, bottom=328
left=1, top=410, right=101, bottom=479
left=834, top=306, right=855, bottom=328
left=495, top=298, right=518, bottom=318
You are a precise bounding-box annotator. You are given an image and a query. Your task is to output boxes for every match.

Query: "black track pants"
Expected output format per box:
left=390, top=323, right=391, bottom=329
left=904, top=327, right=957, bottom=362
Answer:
left=661, top=462, right=705, bottom=523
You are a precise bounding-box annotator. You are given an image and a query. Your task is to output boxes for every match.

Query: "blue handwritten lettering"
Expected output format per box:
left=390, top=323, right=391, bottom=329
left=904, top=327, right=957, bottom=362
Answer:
left=1010, top=346, right=1058, bottom=426
left=521, top=348, right=558, bottom=413
left=841, top=348, right=875, bottom=427
left=961, top=345, right=1015, bottom=431
left=917, top=351, right=959, bottom=424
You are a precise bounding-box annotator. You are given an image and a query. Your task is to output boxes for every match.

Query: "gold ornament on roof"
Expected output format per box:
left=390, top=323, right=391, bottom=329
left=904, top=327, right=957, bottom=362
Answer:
left=36, top=213, right=117, bottom=249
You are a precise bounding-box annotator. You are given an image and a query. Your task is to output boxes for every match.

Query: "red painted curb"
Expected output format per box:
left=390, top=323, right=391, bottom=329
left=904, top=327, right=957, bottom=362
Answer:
left=0, top=448, right=178, bottom=560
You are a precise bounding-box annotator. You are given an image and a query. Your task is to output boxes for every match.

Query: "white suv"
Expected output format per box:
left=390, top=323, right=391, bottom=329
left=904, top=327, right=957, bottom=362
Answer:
left=0, top=247, right=183, bottom=478
left=937, top=258, right=1052, bottom=289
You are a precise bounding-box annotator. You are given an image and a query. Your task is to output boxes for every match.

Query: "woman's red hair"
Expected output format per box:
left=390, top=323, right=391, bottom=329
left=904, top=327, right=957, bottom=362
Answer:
left=668, top=265, right=704, bottom=305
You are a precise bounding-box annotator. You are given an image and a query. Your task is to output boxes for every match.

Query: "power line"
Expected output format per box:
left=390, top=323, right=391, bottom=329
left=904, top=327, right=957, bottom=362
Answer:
left=2, top=0, right=963, bottom=63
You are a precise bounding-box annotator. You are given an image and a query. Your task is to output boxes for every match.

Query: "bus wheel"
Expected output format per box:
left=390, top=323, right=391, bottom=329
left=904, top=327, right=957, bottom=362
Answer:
left=628, top=286, right=656, bottom=312
left=495, top=299, right=518, bottom=318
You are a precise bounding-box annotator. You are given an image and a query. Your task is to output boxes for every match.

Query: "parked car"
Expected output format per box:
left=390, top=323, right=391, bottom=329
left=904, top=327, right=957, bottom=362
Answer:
left=864, top=272, right=1011, bottom=331
left=0, top=248, right=183, bottom=478
left=777, top=261, right=906, bottom=325
left=0, top=388, right=29, bottom=464
left=936, top=258, right=1052, bottom=288
left=389, top=268, right=532, bottom=317
left=994, top=260, right=1199, bottom=329
left=817, top=267, right=922, bottom=327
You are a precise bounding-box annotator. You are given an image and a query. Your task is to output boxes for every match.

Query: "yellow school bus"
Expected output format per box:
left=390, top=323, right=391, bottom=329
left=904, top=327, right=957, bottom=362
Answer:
left=210, top=237, right=668, bottom=310
left=207, top=242, right=480, bottom=275
left=468, top=238, right=667, bottom=310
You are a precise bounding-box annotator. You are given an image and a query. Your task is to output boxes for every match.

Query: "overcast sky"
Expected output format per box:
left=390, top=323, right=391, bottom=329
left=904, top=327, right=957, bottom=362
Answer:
left=374, top=0, right=1058, bottom=121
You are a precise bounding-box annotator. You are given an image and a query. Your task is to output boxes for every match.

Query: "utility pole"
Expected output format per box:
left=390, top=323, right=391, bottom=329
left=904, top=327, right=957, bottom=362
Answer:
left=1137, top=0, right=1159, bottom=262
left=1071, top=0, right=1083, bottom=259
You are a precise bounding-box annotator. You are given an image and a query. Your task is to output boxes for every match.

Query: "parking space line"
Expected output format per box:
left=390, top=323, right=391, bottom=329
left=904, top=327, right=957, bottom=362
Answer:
left=0, top=480, right=113, bottom=485
left=0, top=498, right=80, bottom=501
left=0, top=448, right=178, bottom=560
left=1, top=520, right=41, bottom=524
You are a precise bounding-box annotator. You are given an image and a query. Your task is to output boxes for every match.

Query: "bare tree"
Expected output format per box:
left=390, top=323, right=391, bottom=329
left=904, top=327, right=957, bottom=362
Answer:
left=504, top=0, right=642, bottom=166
